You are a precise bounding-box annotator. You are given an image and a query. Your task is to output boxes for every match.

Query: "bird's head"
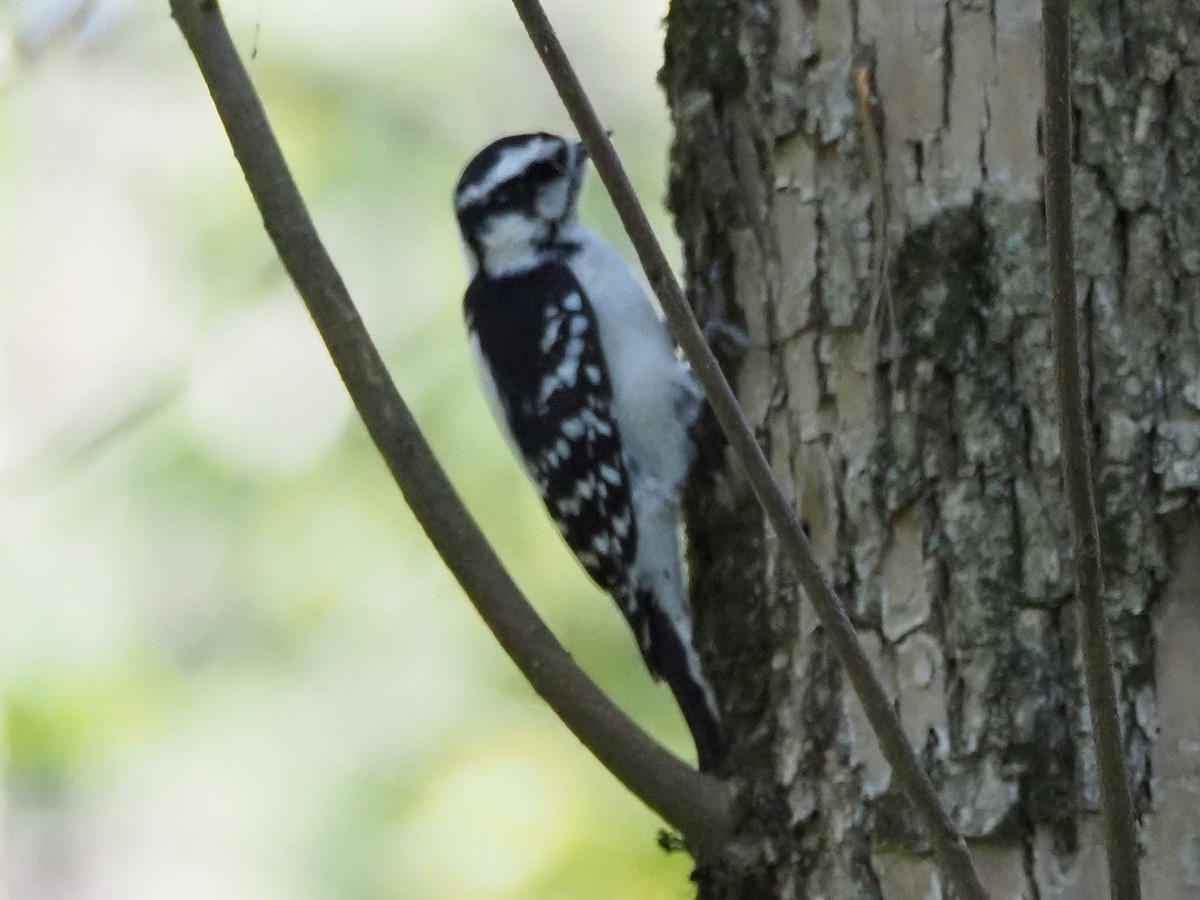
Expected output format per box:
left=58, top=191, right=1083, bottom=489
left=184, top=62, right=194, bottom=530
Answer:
left=454, top=132, right=588, bottom=276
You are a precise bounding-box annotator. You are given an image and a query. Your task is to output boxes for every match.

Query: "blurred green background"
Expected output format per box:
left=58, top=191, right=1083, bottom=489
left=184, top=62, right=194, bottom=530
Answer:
left=0, top=0, right=696, bottom=897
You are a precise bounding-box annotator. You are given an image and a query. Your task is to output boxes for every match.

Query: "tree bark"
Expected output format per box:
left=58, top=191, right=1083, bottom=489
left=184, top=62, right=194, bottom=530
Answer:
left=663, top=0, right=1200, bottom=896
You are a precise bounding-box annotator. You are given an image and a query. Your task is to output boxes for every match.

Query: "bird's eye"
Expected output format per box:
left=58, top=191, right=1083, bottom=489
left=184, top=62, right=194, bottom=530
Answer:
left=526, top=158, right=563, bottom=181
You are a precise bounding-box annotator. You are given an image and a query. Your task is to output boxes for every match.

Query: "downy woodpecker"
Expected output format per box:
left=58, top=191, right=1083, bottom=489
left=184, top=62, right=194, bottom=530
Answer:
left=454, top=133, right=724, bottom=770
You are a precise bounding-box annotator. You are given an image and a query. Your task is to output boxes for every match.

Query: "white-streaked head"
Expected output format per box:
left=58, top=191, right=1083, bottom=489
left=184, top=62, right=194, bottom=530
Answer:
left=454, top=133, right=587, bottom=277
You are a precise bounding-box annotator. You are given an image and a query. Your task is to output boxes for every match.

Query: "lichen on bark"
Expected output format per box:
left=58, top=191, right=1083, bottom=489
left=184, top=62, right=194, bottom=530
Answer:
left=663, top=0, right=1200, bottom=896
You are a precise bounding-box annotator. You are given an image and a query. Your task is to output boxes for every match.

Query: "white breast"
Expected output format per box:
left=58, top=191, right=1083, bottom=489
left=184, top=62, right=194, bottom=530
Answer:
left=562, top=226, right=700, bottom=491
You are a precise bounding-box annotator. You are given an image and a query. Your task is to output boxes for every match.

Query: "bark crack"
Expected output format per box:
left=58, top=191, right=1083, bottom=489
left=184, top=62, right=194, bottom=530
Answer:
left=941, top=0, right=954, bottom=130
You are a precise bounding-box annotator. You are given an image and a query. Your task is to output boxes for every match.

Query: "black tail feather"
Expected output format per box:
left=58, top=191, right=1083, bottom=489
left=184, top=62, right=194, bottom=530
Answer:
left=641, top=596, right=727, bottom=773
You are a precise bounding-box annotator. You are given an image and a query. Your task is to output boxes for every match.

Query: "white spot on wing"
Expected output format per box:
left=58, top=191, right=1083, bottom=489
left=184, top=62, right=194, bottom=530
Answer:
left=538, top=342, right=584, bottom=405
left=580, top=409, right=612, bottom=436
left=612, top=511, right=632, bottom=538
left=538, top=375, right=557, bottom=406
left=540, top=315, right=564, bottom=353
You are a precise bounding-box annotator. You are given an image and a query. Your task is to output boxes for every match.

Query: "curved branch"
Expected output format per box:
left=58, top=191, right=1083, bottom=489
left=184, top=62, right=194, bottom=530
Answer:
left=507, top=2, right=989, bottom=898
left=1041, top=1, right=1142, bottom=897
left=166, top=0, right=733, bottom=852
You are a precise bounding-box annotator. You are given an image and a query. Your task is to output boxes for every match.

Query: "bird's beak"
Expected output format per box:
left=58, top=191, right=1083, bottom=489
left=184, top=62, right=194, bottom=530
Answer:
left=562, top=140, right=589, bottom=219
left=572, top=131, right=614, bottom=165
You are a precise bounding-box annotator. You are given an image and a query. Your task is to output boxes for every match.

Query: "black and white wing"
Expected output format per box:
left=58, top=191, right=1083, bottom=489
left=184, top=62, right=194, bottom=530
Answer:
left=465, top=260, right=726, bottom=770
left=464, top=262, right=644, bottom=629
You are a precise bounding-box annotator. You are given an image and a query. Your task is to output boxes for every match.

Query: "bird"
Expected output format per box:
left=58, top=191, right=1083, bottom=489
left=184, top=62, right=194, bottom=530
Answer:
left=453, top=132, right=725, bottom=770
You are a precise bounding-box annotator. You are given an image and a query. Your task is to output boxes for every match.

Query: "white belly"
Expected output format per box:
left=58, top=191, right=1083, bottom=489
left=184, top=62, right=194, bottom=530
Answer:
left=564, top=227, right=700, bottom=491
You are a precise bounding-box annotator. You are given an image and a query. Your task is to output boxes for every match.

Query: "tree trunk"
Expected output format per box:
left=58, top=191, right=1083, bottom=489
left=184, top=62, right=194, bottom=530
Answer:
left=662, top=0, right=1200, bottom=896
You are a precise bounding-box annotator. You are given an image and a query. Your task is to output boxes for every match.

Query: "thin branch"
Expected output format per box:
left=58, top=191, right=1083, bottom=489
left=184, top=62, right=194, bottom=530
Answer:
left=1041, top=2, right=1142, bottom=897
left=166, top=0, right=733, bottom=853
left=508, top=2, right=988, bottom=897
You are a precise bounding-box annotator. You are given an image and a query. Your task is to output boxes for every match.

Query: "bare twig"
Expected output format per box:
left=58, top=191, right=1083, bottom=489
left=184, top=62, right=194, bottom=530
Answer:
left=167, top=0, right=733, bottom=852
left=508, top=2, right=989, bottom=897
left=854, top=62, right=902, bottom=398
left=1041, top=1, right=1142, bottom=897
left=853, top=63, right=892, bottom=334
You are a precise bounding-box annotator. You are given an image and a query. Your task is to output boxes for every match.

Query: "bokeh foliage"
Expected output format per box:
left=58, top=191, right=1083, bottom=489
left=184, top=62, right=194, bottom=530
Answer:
left=1, top=1, right=695, bottom=896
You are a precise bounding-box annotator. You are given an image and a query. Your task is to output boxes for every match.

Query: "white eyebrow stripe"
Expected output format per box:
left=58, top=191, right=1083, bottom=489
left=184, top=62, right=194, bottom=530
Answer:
left=456, top=138, right=558, bottom=207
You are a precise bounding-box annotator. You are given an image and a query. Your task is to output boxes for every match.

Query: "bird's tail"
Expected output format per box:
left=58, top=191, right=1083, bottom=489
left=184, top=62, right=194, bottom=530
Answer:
left=636, top=585, right=727, bottom=771
left=624, top=487, right=726, bottom=772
